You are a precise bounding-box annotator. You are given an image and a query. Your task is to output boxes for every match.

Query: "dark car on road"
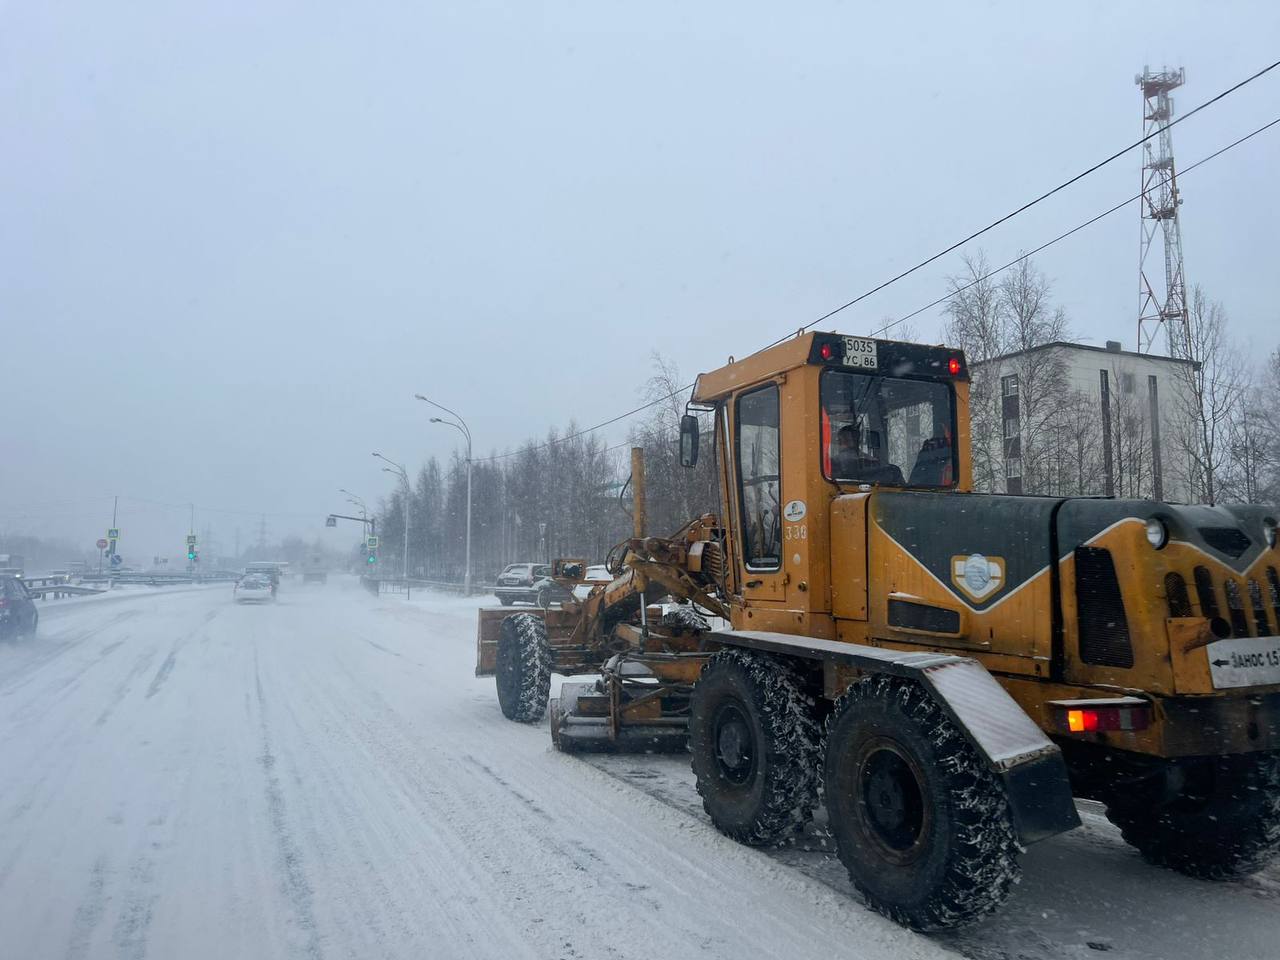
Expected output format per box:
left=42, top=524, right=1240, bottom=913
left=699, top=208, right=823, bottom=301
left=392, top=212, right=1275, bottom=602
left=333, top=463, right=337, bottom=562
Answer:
left=0, top=575, right=38, bottom=640
left=493, top=563, right=551, bottom=605
left=531, top=563, right=613, bottom=607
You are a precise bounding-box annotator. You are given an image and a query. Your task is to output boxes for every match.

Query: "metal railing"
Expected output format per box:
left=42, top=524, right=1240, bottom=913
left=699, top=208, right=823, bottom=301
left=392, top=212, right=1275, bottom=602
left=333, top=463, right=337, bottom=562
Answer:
left=361, top=576, right=494, bottom=599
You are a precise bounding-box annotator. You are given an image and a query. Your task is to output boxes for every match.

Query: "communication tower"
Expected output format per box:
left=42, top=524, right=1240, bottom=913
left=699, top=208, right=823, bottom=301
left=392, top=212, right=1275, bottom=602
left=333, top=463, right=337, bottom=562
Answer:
left=1136, top=66, right=1190, bottom=357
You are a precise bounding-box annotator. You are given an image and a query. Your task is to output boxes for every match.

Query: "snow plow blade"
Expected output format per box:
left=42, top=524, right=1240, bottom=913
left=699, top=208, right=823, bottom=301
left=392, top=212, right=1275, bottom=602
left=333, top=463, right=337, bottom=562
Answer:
left=550, top=681, right=689, bottom=754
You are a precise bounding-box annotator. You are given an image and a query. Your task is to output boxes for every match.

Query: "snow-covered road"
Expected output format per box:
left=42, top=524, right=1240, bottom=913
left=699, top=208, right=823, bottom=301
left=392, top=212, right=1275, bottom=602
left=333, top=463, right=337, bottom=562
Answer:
left=1, top=581, right=1275, bottom=960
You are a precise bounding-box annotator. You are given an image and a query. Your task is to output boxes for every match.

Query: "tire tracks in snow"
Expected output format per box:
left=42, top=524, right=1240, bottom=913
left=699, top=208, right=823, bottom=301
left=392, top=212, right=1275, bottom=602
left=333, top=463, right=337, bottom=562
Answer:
left=96, top=648, right=159, bottom=727
left=64, top=855, right=110, bottom=960
left=272, top=656, right=540, bottom=959
left=0, top=609, right=139, bottom=698
left=145, top=608, right=217, bottom=701
left=253, top=647, right=323, bottom=960
left=0, top=634, right=135, bottom=733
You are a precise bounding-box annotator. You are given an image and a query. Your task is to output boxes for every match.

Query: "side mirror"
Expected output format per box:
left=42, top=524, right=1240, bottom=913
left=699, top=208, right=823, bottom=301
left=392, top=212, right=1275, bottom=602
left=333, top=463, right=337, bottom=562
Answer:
left=679, top=414, right=700, bottom=468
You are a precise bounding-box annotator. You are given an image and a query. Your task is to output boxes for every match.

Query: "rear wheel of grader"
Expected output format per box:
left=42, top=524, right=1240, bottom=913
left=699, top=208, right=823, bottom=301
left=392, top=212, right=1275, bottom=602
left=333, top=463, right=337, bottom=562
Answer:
left=688, top=649, right=820, bottom=845
left=824, top=675, right=1021, bottom=931
left=495, top=613, right=550, bottom=723
left=1105, top=751, right=1280, bottom=880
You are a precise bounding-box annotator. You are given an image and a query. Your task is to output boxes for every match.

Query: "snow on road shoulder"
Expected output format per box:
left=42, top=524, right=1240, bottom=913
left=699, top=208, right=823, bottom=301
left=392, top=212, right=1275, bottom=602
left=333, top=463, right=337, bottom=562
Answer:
left=378, top=590, right=1280, bottom=960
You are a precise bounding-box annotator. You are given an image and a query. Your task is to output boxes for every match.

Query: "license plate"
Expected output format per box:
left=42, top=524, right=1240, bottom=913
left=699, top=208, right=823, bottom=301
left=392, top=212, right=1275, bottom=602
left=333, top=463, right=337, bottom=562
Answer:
left=1206, top=636, right=1280, bottom=689
left=842, top=336, right=878, bottom=370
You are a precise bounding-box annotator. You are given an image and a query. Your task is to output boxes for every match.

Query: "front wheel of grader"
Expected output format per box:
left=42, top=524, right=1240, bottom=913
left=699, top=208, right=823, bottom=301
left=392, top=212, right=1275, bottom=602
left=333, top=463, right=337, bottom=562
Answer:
left=823, top=675, right=1022, bottom=931
left=495, top=613, right=551, bottom=723
left=688, top=649, right=821, bottom=845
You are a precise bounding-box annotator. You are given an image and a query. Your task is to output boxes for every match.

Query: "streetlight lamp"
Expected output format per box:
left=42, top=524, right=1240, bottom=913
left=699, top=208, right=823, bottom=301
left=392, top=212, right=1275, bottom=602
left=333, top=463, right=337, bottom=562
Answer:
left=339, top=488, right=370, bottom=537
left=372, top=452, right=411, bottom=579
left=415, top=394, right=472, bottom=595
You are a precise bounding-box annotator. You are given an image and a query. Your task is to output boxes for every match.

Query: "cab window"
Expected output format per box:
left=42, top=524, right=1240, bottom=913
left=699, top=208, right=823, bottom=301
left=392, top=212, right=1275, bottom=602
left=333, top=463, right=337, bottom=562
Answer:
left=820, top=370, right=956, bottom=487
left=736, top=385, right=781, bottom=570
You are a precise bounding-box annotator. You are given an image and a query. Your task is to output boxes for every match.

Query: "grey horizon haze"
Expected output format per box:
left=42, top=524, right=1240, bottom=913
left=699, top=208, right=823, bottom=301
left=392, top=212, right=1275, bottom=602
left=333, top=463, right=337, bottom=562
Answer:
left=3, top=1, right=1278, bottom=558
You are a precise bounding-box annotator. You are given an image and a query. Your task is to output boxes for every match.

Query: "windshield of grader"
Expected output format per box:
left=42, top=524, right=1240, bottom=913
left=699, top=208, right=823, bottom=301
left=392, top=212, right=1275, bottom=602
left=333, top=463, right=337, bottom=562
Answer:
left=820, top=369, right=957, bottom=487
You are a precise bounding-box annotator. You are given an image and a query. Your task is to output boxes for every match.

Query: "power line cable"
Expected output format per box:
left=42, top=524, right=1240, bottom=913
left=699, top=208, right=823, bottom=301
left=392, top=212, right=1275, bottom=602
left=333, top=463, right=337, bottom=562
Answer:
left=444, top=61, right=1280, bottom=464
left=753, top=58, right=1279, bottom=353
left=869, top=114, right=1280, bottom=339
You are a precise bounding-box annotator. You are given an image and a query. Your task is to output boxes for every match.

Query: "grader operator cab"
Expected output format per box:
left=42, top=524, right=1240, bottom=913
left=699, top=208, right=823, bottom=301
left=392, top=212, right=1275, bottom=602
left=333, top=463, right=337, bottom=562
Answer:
left=475, top=331, right=1280, bottom=930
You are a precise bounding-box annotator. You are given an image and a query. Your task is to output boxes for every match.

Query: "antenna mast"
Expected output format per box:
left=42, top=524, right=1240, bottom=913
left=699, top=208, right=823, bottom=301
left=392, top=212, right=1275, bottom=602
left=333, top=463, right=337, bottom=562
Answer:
left=1136, top=66, right=1190, bottom=358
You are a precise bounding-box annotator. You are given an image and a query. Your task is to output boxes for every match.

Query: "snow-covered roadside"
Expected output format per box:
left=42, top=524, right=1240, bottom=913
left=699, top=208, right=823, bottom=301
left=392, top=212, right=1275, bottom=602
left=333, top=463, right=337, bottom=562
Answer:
left=401, top=590, right=1280, bottom=960
left=0, top=580, right=960, bottom=960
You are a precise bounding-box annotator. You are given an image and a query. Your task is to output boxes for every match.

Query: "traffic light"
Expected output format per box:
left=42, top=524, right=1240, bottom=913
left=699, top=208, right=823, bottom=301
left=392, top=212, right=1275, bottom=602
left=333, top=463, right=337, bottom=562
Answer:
left=187, top=549, right=196, bottom=561
left=367, top=551, right=377, bottom=565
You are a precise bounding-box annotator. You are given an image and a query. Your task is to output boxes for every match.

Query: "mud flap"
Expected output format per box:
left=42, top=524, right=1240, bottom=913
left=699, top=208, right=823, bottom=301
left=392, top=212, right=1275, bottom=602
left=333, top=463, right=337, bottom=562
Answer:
left=475, top=607, right=510, bottom=677
left=710, top=630, right=1081, bottom=845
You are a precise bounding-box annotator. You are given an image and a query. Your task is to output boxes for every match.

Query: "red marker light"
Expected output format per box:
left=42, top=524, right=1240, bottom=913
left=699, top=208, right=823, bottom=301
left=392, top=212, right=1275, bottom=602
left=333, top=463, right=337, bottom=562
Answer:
left=948, top=357, right=961, bottom=375
left=820, top=342, right=835, bottom=361
left=1054, top=700, right=1151, bottom=734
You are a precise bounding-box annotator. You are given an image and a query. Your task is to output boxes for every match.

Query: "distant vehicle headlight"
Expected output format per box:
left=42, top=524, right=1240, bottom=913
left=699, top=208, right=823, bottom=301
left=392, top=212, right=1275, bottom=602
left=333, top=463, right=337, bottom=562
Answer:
left=1145, top=518, right=1169, bottom=549
left=1264, top=518, right=1277, bottom=549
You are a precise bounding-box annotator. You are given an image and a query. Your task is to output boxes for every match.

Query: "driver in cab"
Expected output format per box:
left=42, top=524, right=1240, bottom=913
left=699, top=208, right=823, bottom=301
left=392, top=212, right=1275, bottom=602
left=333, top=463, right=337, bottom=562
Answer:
left=831, top=424, right=905, bottom=486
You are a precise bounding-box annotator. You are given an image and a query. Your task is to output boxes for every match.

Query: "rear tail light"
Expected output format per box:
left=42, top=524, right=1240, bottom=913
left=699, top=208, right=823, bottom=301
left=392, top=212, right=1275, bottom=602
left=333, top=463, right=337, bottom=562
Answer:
left=1049, top=697, right=1152, bottom=734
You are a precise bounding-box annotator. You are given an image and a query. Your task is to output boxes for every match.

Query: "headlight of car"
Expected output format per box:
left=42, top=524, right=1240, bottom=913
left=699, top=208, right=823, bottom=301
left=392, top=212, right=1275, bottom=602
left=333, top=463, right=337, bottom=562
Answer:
left=1264, top=518, right=1277, bottom=549
left=1145, top=518, right=1169, bottom=549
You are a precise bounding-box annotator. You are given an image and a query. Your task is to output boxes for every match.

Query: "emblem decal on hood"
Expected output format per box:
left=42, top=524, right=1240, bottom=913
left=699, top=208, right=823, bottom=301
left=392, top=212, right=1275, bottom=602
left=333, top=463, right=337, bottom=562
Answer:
left=951, top=554, right=1006, bottom=603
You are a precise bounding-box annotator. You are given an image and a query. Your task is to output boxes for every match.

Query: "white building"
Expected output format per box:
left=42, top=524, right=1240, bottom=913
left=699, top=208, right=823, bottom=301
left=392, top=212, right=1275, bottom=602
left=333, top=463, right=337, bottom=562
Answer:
left=971, top=340, right=1198, bottom=502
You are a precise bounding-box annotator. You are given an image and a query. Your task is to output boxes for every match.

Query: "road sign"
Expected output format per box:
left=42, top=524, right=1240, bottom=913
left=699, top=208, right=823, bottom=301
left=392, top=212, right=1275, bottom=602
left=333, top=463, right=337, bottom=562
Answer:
left=110, top=554, right=122, bottom=567
left=326, top=516, right=337, bottom=527
left=107, top=528, right=119, bottom=540
left=96, top=538, right=109, bottom=550
left=186, top=534, right=198, bottom=546
left=367, top=536, right=379, bottom=548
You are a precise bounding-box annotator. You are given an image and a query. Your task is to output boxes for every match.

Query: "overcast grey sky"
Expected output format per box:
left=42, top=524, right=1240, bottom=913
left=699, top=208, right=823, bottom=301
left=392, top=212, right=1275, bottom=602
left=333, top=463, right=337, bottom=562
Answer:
left=3, top=1, right=1278, bottom=557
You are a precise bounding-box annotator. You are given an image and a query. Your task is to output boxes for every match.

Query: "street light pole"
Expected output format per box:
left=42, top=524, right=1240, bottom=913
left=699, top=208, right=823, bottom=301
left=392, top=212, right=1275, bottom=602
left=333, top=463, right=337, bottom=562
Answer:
left=415, top=394, right=473, bottom=595
left=339, top=488, right=372, bottom=554
left=373, top=452, right=411, bottom=579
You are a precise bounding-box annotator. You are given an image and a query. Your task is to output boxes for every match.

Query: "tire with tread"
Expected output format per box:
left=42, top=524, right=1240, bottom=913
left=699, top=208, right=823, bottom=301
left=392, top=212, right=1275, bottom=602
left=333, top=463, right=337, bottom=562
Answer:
left=661, top=605, right=710, bottom=633
left=495, top=613, right=550, bottom=722
left=1105, top=751, right=1280, bottom=880
left=689, top=649, right=820, bottom=845
left=824, top=675, right=1021, bottom=930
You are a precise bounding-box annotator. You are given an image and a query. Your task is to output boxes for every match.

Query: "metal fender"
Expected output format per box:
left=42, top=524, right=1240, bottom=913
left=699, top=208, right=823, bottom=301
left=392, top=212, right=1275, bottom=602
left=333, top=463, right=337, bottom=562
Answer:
left=709, top=630, right=1081, bottom=844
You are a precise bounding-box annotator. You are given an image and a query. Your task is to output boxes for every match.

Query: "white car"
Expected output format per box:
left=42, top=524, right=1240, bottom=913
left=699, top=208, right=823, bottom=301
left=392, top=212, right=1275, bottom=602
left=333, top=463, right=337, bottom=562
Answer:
left=573, top=564, right=613, bottom=599
left=234, top=575, right=275, bottom=603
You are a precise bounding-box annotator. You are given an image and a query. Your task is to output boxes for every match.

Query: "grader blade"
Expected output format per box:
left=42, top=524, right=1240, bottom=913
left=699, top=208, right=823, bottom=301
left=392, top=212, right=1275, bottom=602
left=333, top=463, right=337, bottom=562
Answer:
left=550, top=678, right=690, bottom=754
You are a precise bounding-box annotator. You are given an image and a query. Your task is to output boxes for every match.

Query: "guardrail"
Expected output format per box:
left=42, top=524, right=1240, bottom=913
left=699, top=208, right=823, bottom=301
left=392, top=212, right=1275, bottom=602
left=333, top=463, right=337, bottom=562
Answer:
left=362, top=577, right=494, bottom=599
left=20, top=575, right=105, bottom=599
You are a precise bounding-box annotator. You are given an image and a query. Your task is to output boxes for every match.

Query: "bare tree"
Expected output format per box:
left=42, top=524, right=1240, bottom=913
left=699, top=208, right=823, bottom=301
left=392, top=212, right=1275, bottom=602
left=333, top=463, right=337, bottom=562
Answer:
left=1044, top=389, right=1104, bottom=496
left=1168, top=287, right=1246, bottom=505
left=1106, top=359, right=1153, bottom=499
left=943, top=253, right=1004, bottom=493
left=997, top=259, right=1071, bottom=494
left=629, top=354, right=719, bottom=535
left=1223, top=359, right=1276, bottom=504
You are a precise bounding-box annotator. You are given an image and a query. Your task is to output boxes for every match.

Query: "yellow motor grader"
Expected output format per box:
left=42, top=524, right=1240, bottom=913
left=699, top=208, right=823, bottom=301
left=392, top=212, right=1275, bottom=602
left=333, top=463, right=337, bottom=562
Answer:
left=475, top=331, right=1280, bottom=930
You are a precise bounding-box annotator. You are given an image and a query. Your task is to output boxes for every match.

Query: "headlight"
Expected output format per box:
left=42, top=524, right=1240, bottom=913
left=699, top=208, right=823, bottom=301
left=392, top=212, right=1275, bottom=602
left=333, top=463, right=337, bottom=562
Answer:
left=1265, top=518, right=1277, bottom=549
left=1145, top=518, right=1169, bottom=549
